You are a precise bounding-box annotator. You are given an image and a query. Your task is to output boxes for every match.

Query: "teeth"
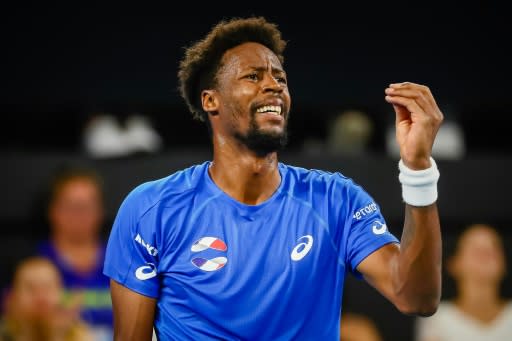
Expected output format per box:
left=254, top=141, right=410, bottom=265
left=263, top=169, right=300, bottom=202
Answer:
left=256, top=105, right=282, bottom=115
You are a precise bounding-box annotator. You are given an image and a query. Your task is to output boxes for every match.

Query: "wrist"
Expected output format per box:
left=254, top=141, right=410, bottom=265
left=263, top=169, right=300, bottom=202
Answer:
left=398, top=157, right=440, bottom=206
left=400, top=156, right=431, bottom=170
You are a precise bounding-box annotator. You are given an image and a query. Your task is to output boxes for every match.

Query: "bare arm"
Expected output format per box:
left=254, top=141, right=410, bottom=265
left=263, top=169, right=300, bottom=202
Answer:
left=110, top=279, right=157, bottom=341
left=357, top=82, right=443, bottom=316
left=358, top=204, right=441, bottom=315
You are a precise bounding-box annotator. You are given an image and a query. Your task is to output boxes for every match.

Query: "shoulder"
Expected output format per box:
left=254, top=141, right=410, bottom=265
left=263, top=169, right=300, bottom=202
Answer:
left=417, top=302, right=456, bottom=327
left=281, top=163, right=355, bottom=187
left=281, top=163, right=370, bottom=198
left=415, top=301, right=455, bottom=339
left=424, top=301, right=457, bottom=322
left=118, top=162, right=208, bottom=218
left=435, top=301, right=456, bottom=313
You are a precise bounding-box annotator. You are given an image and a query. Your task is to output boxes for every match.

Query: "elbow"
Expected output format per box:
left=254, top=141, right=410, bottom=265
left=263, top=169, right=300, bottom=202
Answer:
left=393, top=275, right=442, bottom=317
left=395, top=296, right=440, bottom=317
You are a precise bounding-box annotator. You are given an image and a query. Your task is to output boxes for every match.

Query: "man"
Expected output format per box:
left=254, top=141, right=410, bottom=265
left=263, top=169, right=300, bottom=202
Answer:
left=104, top=17, right=443, bottom=340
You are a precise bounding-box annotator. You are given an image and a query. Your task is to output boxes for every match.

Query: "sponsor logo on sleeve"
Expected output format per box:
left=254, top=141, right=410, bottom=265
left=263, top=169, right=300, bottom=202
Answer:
left=372, top=221, right=388, bottom=235
left=134, top=233, right=158, bottom=256
left=353, top=202, right=379, bottom=220
left=135, top=263, right=157, bottom=280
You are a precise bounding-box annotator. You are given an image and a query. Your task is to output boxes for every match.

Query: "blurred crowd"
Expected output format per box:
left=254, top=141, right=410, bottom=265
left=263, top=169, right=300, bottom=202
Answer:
left=96, top=108, right=465, bottom=160
left=3, top=106, right=471, bottom=161
left=1, top=168, right=111, bottom=341
left=415, top=224, right=512, bottom=341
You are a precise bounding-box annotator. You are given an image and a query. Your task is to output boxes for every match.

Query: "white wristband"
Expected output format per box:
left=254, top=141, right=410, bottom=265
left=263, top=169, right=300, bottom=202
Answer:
left=398, top=157, right=440, bottom=206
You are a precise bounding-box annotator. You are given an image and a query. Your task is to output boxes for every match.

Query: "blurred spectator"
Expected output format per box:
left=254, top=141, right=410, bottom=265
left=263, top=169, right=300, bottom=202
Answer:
left=415, top=224, right=512, bottom=341
left=340, top=312, right=382, bottom=341
left=83, top=112, right=162, bottom=158
left=326, top=110, right=374, bottom=156
left=37, top=167, right=112, bottom=341
left=0, top=257, right=92, bottom=341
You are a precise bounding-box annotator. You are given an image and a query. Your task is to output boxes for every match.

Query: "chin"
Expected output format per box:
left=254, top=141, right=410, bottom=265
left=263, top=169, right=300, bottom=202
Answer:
left=232, top=114, right=289, bottom=155
left=251, top=132, right=287, bottom=155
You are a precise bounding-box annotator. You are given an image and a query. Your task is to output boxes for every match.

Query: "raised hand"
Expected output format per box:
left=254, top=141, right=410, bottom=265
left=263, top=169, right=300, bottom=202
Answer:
left=385, top=82, right=444, bottom=170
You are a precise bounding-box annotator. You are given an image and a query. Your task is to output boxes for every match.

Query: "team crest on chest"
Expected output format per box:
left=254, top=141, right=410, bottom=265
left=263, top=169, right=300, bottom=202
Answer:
left=190, top=236, right=228, bottom=272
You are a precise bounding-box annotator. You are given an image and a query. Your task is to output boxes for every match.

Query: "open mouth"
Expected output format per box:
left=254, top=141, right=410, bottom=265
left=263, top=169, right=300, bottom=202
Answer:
left=255, top=105, right=282, bottom=116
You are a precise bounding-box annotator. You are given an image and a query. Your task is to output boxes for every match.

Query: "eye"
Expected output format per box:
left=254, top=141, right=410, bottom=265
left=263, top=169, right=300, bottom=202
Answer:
left=245, top=73, right=259, bottom=81
left=275, top=76, right=287, bottom=84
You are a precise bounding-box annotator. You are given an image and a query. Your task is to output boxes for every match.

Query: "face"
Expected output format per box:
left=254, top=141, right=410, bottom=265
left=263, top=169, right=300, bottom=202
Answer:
left=449, top=225, right=506, bottom=284
left=49, top=177, right=104, bottom=242
left=206, top=42, right=291, bottom=155
left=10, top=260, right=62, bottom=320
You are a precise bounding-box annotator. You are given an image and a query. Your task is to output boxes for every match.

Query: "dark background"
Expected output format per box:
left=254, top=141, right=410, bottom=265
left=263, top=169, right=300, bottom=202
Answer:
left=1, top=2, right=511, bottom=341
left=2, top=2, right=510, bottom=154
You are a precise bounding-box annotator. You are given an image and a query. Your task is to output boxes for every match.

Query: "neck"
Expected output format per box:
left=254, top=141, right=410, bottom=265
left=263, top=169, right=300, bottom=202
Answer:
left=455, top=279, right=504, bottom=322
left=52, top=235, right=100, bottom=273
left=210, top=135, right=281, bottom=205
left=53, top=234, right=98, bottom=250
left=456, top=280, right=501, bottom=307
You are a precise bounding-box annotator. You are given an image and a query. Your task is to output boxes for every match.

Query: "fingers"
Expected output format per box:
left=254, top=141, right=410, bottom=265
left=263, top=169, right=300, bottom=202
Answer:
left=385, top=82, right=443, bottom=121
left=385, top=87, right=429, bottom=113
left=388, top=82, right=437, bottom=109
left=385, top=94, right=424, bottom=121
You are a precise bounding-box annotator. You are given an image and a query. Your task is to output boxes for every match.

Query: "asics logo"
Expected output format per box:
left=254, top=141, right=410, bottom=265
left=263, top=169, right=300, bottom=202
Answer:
left=135, top=263, right=157, bottom=280
left=372, top=221, right=387, bottom=235
left=191, top=236, right=228, bottom=272
left=291, top=235, right=314, bottom=261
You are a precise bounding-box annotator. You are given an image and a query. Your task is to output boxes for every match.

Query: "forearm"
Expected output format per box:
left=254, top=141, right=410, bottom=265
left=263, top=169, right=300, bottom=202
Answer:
left=393, top=203, right=442, bottom=315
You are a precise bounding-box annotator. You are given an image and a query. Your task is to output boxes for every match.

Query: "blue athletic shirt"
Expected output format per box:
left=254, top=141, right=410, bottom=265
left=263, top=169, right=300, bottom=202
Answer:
left=103, top=162, right=399, bottom=340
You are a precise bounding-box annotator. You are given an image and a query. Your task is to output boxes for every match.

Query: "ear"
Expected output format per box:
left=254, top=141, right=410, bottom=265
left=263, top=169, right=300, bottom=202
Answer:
left=201, top=90, right=219, bottom=115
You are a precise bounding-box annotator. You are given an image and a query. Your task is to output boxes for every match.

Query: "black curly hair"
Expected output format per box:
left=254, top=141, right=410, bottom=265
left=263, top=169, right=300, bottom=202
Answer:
left=178, top=17, right=287, bottom=123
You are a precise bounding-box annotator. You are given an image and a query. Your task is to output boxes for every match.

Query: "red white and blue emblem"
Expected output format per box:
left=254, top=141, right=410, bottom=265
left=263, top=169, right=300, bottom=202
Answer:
left=191, top=237, right=227, bottom=272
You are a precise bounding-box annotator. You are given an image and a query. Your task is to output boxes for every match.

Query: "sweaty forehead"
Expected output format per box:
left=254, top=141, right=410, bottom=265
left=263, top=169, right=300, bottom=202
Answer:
left=220, top=42, right=283, bottom=73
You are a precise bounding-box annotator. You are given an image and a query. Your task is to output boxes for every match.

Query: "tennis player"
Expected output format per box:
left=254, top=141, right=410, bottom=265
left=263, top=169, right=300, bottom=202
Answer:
left=104, top=17, right=443, bottom=340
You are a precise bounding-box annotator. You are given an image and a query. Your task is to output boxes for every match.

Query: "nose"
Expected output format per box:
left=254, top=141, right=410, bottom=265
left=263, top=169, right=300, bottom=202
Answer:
left=262, top=73, right=283, bottom=94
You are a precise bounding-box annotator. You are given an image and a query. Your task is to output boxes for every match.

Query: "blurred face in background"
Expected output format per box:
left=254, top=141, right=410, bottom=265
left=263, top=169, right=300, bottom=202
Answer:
left=449, top=225, right=506, bottom=285
left=9, top=258, right=63, bottom=320
left=49, top=176, right=104, bottom=243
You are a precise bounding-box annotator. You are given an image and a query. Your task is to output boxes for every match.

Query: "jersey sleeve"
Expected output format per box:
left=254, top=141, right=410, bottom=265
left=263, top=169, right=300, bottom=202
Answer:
left=343, top=181, right=399, bottom=279
left=103, top=184, right=161, bottom=298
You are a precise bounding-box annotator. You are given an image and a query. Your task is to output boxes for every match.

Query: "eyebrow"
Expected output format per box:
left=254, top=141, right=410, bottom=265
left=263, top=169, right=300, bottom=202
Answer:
left=246, top=66, right=286, bottom=74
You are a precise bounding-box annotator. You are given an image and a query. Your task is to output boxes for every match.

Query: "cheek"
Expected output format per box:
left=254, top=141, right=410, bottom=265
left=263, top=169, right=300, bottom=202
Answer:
left=225, top=83, right=257, bottom=109
left=285, top=89, right=292, bottom=109
left=16, top=291, right=38, bottom=312
left=44, top=286, right=61, bottom=306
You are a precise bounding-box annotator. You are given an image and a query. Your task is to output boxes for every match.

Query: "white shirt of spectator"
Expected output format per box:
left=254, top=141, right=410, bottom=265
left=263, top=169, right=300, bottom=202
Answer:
left=416, top=301, right=512, bottom=341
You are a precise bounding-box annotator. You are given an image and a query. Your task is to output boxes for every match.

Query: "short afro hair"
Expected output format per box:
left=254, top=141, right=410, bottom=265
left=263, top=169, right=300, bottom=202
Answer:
left=178, top=17, right=287, bottom=122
